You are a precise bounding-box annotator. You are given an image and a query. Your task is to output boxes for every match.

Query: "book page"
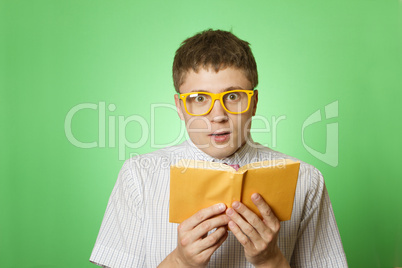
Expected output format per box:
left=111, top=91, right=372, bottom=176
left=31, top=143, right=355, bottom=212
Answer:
left=241, top=161, right=300, bottom=220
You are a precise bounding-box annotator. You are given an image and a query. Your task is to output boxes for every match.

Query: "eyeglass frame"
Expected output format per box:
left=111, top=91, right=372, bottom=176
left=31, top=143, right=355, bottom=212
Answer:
left=178, top=89, right=255, bottom=116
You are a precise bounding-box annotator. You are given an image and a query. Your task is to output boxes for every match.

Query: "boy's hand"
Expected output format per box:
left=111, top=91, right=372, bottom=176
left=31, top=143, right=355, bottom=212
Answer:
left=162, top=203, right=229, bottom=267
left=226, top=193, right=290, bottom=268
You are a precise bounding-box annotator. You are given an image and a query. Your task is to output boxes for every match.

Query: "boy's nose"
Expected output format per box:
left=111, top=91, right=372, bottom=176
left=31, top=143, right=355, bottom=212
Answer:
left=209, top=100, right=228, bottom=122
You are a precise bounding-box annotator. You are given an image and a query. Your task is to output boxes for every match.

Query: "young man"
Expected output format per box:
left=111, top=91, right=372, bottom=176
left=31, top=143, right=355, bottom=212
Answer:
left=90, top=29, right=348, bottom=267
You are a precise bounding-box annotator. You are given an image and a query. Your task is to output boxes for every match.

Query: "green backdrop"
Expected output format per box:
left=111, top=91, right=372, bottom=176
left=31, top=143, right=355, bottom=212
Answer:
left=1, top=0, right=401, bottom=267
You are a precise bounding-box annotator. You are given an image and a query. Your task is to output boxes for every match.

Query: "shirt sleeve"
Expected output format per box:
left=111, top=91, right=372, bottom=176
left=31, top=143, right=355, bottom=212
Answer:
left=90, top=159, right=146, bottom=268
left=290, top=167, right=348, bottom=268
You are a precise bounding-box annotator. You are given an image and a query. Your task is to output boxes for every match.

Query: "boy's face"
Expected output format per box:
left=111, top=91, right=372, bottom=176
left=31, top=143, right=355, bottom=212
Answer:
left=174, top=67, right=258, bottom=159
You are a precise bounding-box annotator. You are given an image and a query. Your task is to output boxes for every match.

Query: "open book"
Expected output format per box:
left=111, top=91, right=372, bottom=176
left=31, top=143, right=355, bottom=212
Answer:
left=169, top=159, right=300, bottom=223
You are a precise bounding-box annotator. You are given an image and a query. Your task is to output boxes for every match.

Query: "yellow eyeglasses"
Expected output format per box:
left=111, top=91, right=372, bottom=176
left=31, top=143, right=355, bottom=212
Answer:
left=178, top=89, right=254, bottom=116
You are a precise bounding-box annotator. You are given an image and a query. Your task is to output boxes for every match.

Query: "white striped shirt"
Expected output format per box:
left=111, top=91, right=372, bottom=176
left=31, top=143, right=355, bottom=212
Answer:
left=90, top=140, right=348, bottom=267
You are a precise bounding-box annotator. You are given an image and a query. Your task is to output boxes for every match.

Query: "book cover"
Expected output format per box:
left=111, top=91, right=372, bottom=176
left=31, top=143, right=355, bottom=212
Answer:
left=169, top=159, right=300, bottom=223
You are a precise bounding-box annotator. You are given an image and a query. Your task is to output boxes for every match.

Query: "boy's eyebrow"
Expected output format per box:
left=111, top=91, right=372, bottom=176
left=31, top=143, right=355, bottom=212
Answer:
left=189, top=86, right=246, bottom=93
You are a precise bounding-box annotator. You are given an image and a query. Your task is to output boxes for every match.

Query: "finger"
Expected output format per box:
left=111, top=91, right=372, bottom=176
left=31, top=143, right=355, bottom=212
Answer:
left=226, top=204, right=261, bottom=243
left=180, top=203, right=227, bottom=231
left=179, top=214, right=229, bottom=248
left=228, top=201, right=266, bottom=239
left=191, top=214, right=230, bottom=241
left=251, top=193, right=280, bottom=232
left=198, top=225, right=228, bottom=250
left=227, top=220, right=255, bottom=250
left=197, top=227, right=228, bottom=260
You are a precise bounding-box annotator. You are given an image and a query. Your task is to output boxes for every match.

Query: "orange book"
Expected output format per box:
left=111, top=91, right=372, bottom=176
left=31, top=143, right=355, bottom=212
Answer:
left=169, top=159, right=300, bottom=223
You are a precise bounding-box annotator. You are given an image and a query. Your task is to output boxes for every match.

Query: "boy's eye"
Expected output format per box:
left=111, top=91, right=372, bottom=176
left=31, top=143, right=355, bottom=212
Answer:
left=194, top=95, right=207, bottom=102
left=225, top=92, right=240, bottom=101
left=197, top=96, right=205, bottom=102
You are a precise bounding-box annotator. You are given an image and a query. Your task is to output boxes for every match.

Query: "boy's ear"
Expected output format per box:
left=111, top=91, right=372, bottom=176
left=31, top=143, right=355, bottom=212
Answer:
left=252, top=90, right=258, bottom=116
left=174, top=94, right=185, bottom=120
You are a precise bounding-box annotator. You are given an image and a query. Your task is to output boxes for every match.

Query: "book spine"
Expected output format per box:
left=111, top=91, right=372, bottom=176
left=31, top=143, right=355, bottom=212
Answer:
left=231, top=172, right=244, bottom=204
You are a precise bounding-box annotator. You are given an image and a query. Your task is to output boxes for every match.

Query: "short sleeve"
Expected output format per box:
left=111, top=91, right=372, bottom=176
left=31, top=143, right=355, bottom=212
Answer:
left=90, top=159, right=146, bottom=268
left=290, top=167, right=348, bottom=268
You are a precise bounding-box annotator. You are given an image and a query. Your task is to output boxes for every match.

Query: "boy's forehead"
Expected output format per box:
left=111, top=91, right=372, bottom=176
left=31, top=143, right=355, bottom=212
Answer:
left=179, top=66, right=250, bottom=92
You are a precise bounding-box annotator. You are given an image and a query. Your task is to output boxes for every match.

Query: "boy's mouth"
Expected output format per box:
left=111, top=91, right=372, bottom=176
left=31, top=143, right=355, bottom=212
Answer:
left=209, top=131, right=231, bottom=142
left=209, top=131, right=231, bottom=136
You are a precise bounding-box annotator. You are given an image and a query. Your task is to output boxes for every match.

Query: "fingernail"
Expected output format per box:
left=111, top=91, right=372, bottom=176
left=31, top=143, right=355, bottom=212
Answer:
left=218, top=203, right=226, bottom=211
left=252, top=193, right=260, bottom=200
left=226, top=208, right=234, bottom=215
left=232, top=201, right=240, bottom=209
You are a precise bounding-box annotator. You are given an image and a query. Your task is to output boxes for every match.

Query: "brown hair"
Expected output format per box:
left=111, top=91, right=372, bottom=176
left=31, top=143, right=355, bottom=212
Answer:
left=172, top=29, right=258, bottom=92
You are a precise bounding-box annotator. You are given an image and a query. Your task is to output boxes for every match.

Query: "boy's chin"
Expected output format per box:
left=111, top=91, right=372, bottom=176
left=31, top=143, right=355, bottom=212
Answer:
left=200, top=146, right=239, bottom=160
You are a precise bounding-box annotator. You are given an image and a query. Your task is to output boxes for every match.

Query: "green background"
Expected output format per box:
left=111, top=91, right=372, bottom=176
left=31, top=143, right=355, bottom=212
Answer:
left=1, top=0, right=401, bottom=267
